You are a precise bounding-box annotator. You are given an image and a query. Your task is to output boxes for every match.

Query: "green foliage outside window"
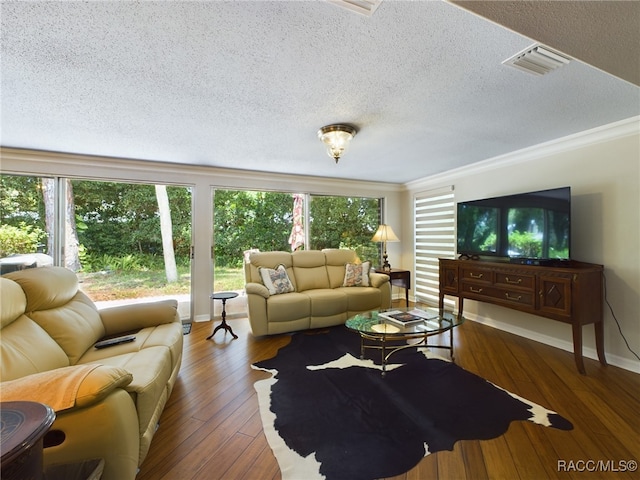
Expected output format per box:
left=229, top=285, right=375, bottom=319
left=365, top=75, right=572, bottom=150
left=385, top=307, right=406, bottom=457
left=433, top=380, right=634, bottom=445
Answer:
left=213, top=191, right=382, bottom=267
left=2, top=175, right=383, bottom=275
left=72, top=180, right=192, bottom=261
left=309, top=195, right=380, bottom=263
left=0, top=223, right=45, bottom=257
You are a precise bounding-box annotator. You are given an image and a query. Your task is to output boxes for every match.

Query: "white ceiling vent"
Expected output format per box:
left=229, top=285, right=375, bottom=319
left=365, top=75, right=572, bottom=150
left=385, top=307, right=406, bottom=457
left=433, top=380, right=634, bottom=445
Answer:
left=503, top=44, right=571, bottom=76
left=328, top=0, right=382, bottom=17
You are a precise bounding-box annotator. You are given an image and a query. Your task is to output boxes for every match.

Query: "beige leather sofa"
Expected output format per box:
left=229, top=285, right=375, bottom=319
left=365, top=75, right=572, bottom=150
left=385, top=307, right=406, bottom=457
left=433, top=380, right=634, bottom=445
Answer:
left=0, top=266, right=183, bottom=480
left=244, top=249, right=391, bottom=335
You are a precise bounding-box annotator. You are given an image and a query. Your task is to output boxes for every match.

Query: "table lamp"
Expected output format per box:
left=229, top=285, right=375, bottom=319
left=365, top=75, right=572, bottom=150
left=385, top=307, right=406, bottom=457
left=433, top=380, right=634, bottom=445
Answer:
left=372, top=224, right=399, bottom=271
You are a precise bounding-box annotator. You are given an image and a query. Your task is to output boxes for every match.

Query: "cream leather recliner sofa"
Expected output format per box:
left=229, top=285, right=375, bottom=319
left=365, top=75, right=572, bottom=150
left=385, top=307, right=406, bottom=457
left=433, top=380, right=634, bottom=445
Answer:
left=244, top=249, right=391, bottom=335
left=0, top=266, right=183, bottom=480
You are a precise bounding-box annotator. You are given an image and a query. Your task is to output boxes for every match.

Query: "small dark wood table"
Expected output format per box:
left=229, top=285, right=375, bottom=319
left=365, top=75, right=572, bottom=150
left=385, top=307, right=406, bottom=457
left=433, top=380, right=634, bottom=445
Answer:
left=384, top=268, right=411, bottom=307
left=207, top=292, right=238, bottom=340
left=1, top=401, right=56, bottom=480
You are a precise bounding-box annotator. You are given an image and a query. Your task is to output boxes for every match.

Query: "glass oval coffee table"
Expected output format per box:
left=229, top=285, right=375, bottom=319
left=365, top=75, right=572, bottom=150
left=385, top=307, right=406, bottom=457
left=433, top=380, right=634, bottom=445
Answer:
left=345, top=306, right=464, bottom=376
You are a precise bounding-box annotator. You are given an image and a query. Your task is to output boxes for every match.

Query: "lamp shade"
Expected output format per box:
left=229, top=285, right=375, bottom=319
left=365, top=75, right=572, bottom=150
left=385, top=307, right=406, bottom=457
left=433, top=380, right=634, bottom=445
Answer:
left=371, top=224, right=399, bottom=243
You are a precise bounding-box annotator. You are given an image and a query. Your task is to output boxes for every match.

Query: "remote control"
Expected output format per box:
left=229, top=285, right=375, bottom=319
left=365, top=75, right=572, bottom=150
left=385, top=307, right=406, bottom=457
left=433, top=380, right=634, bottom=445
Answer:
left=95, top=335, right=136, bottom=349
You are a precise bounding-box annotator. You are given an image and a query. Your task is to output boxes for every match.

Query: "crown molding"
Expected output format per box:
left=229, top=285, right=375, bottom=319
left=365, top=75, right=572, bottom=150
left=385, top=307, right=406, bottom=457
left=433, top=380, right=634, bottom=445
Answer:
left=404, top=115, right=640, bottom=192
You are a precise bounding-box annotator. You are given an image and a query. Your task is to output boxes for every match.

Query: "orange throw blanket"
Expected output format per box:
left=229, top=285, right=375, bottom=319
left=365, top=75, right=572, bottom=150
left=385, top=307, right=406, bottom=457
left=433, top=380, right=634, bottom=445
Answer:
left=1, top=364, right=101, bottom=412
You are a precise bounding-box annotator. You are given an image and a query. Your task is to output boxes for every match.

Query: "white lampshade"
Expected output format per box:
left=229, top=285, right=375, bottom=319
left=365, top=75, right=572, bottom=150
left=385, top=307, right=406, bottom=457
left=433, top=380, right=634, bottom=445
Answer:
left=372, top=224, right=399, bottom=271
left=371, top=224, right=399, bottom=243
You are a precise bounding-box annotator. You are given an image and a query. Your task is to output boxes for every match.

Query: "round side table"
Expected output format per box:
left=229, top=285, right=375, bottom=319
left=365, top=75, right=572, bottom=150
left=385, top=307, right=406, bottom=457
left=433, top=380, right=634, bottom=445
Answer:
left=1, top=401, right=56, bottom=480
left=207, top=292, right=239, bottom=340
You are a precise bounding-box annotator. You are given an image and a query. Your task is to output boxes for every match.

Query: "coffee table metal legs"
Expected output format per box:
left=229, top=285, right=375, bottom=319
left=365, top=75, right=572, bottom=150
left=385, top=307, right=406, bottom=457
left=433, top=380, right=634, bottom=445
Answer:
left=358, top=328, right=456, bottom=376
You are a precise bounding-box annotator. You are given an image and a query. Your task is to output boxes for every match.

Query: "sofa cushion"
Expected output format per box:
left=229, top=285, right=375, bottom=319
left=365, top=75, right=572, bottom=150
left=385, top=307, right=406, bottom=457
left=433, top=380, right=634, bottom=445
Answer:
left=0, top=277, right=27, bottom=329
left=292, top=250, right=330, bottom=291
left=343, top=261, right=371, bottom=287
left=4, top=265, right=80, bottom=311
left=138, top=323, right=184, bottom=371
left=29, top=292, right=106, bottom=365
left=5, top=267, right=105, bottom=364
left=0, top=314, right=70, bottom=381
left=338, top=286, right=384, bottom=312
left=293, top=265, right=330, bottom=292
left=259, top=264, right=295, bottom=295
left=0, top=278, right=69, bottom=381
left=324, top=248, right=359, bottom=288
left=304, top=289, right=348, bottom=317
left=248, top=251, right=294, bottom=284
left=79, top=323, right=183, bottom=375
left=83, top=346, right=172, bottom=436
left=266, top=292, right=310, bottom=323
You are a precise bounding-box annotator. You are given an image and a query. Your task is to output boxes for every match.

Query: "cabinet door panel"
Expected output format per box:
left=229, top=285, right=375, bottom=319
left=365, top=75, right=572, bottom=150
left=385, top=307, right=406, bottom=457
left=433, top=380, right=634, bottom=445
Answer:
left=440, top=262, right=459, bottom=294
left=538, top=275, right=572, bottom=316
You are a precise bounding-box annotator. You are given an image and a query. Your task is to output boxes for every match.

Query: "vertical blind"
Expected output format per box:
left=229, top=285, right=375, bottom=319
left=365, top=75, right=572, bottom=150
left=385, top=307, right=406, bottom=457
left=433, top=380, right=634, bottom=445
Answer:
left=414, top=186, right=456, bottom=308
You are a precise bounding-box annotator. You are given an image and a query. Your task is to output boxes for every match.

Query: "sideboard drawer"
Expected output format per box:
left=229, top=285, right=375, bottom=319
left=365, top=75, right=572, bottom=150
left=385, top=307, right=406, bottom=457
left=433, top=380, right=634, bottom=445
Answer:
left=461, top=267, right=492, bottom=284
left=494, top=272, right=535, bottom=290
left=497, top=288, right=535, bottom=308
left=462, top=283, right=535, bottom=308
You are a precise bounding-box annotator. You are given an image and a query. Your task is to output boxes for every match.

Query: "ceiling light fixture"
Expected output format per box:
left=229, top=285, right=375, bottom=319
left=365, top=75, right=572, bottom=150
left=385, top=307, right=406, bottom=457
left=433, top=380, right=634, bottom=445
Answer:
left=317, top=124, right=357, bottom=163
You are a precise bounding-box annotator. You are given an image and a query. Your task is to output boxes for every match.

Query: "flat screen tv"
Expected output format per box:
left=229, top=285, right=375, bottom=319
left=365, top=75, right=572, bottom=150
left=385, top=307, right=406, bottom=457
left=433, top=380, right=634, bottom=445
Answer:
left=456, top=186, right=571, bottom=263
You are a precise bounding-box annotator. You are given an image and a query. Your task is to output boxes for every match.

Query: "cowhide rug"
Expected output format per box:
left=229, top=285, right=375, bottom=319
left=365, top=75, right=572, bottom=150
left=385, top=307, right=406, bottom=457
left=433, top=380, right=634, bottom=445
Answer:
left=252, top=326, right=572, bottom=480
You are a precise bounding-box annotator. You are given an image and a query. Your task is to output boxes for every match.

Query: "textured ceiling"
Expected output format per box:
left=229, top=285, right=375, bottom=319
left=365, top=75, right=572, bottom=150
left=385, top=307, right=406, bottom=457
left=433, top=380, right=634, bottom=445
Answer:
left=1, top=0, right=639, bottom=184
left=452, top=0, right=640, bottom=87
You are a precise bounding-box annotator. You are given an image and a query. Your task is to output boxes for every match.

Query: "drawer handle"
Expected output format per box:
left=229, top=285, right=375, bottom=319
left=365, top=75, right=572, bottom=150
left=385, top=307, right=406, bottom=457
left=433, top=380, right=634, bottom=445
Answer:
left=469, top=287, right=483, bottom=293
left=505, top=293, right=522, bottom=301
left=505, top=277, right=522, bottom=284
left=469, top=272, right=483, bottom=279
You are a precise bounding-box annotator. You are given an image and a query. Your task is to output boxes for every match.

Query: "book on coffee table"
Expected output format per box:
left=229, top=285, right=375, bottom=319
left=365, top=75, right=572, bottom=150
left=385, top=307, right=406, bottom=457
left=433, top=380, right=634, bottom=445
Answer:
left=379, top=308, right=439, bottom=326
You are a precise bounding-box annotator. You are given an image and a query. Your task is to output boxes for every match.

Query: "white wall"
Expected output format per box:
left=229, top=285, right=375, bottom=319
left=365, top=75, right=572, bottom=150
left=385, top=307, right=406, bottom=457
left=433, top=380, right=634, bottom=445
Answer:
left=402, top=117, right=640, bottom=372
left=0, top=148, right=404, bottom=322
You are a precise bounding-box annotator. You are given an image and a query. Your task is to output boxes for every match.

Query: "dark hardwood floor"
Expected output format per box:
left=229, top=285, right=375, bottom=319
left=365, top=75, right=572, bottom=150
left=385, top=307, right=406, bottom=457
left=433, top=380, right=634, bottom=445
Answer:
left=137, top=305, right=640, bottom=480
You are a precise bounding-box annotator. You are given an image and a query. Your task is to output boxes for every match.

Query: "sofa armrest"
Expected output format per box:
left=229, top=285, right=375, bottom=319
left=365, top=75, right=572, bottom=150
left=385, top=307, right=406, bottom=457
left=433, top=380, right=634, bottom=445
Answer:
left=75, top=365, right=133, bottom=409
left=45, top=389, right=139, bottom=480
left=245, top=282, right=270, bottom=299
left=99, top=299, right=179, bottom=336
left=370, top=272, right=390, bottom=288
left=0, top=365, right=132, bottom=412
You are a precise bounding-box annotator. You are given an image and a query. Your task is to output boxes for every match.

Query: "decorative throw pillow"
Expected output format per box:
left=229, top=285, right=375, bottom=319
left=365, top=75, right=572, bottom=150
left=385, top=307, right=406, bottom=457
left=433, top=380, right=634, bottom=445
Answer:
left=259, top=264, right=295, bottom=295
left=343, top=261, right=371, bottom=287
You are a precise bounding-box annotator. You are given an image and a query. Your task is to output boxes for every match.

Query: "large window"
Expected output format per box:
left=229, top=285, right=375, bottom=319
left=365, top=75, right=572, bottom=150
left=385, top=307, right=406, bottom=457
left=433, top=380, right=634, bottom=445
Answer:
left=212, top=189, right=296, bottom=292
left=212, top=190, right=383, bottom=292
left=1, top=174, right=193, bottom=320
left=70, top=180, right=192, bottom=318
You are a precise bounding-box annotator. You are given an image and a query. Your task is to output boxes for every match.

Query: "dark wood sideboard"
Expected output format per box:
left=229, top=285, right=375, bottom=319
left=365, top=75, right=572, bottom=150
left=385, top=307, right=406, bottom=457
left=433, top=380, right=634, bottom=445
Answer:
left=438, top=258, right=607, bottom=374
